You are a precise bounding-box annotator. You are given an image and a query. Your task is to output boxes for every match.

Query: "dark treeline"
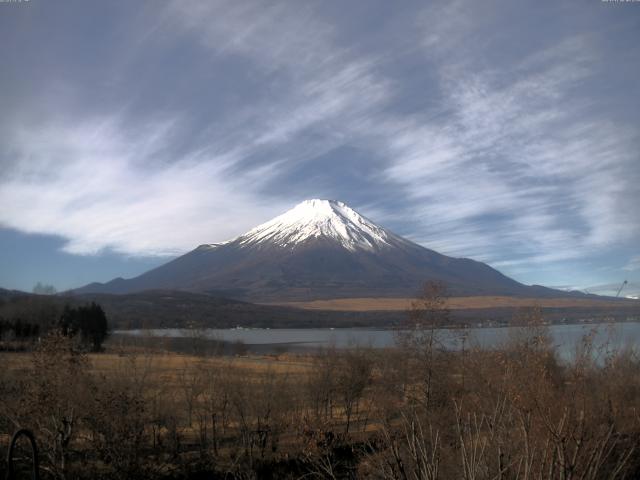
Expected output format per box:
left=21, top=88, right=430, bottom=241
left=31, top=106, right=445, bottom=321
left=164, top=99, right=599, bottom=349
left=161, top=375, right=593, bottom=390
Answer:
left=2, top=288, right=639, bottom=331
left=0, top=298, right=109, bottom=352
left=59, top=303, right=109, bottom=352
left=0, top=318, right=40, bottom=339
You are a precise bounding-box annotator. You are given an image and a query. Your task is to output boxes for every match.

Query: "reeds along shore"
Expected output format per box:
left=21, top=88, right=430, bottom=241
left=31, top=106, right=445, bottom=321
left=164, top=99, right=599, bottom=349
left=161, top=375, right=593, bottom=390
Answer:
left=1, top=320, right=639, bottom=479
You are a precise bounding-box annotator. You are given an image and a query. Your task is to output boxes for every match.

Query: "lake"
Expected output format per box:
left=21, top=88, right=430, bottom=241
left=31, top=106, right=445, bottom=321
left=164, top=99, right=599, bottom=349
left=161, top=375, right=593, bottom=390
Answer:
left=116, top=321, right=640, bottom=360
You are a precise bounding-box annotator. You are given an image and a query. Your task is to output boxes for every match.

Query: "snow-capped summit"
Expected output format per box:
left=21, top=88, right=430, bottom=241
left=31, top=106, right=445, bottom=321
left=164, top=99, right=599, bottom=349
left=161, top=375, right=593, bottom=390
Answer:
left=75, top=198, right=562, bottom=302
left=238, top=199, right=399, bottom=251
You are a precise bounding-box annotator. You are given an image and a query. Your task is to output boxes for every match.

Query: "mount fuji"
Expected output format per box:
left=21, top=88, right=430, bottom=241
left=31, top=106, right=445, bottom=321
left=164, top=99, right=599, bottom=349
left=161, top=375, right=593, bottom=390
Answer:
left=74, top=199, right=569, bottom=301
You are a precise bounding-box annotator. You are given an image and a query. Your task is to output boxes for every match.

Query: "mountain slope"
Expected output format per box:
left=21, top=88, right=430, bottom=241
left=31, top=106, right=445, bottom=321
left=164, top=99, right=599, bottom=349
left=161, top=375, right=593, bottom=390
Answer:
left=73, top=199, right=580, bottom=301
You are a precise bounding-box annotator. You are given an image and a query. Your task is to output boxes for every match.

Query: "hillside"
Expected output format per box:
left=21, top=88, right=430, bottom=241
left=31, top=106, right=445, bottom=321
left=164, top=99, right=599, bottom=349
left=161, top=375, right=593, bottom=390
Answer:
left=1, top=288, right=637, bottom=331
left=73, top=200, right=587, bottom=302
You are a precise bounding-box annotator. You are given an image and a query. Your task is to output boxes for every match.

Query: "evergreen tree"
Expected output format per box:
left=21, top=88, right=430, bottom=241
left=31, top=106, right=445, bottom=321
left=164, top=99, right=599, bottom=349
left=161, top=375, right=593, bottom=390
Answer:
left=59, top=304, right=80, bottom=337
left=58, top=302, right=109, bottom=351
left=83, top=302, right=109, bottom=352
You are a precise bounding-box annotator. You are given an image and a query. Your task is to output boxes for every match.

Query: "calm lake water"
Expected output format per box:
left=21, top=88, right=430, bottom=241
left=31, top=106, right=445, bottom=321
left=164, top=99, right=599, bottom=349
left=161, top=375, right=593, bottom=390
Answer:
left=117, top=321, right=640, bottom=360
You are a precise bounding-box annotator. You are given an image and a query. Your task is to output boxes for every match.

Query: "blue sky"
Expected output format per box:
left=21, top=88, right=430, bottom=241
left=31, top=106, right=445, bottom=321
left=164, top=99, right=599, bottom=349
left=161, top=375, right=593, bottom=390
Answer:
left=1, top=0, right=639, bottom=297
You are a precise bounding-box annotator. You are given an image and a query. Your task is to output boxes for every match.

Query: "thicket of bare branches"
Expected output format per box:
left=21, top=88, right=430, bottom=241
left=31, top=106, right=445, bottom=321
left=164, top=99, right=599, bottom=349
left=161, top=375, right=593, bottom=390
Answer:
left=1, top=294, right=639, bottom=479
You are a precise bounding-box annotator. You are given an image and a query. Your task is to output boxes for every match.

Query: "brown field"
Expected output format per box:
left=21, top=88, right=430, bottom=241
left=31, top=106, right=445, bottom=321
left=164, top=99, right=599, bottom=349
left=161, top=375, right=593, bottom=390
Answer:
left=3, top=313, right=640, bottom=479
left=270, top=295, right=639, bottom=311
left=1, top=349, right=313, bottom=379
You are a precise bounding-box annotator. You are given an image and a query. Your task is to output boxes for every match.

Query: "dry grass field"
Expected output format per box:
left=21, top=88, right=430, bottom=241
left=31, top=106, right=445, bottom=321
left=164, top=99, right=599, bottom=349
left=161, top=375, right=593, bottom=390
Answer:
left=270, top=295, right=640, bottom=311
left=2, top=349, right=313, bottom=377
left=2, top=298, right=640, bottom=479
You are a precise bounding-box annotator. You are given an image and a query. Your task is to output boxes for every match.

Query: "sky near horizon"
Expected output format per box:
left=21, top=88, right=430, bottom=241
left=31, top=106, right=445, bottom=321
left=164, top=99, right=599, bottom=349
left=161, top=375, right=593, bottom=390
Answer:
left=0, top=0, right=639, bottom=297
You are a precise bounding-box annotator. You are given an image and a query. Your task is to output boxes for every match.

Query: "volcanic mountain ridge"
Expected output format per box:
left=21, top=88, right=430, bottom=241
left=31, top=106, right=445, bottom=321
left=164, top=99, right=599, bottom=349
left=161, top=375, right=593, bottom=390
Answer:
left=74, top=199, right=580, bottom=302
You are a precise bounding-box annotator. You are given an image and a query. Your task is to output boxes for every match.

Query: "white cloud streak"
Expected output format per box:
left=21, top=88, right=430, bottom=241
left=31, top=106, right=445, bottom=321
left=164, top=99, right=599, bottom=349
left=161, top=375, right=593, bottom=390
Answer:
left=0, top=117, right=289, bottom=255
left=1, top=0, right=638, bottom=290
left=1, top=0, right=391, bottom=257
left=623, top=256, right=640, bottom=272
left=367, top=11, right=640, bottom=270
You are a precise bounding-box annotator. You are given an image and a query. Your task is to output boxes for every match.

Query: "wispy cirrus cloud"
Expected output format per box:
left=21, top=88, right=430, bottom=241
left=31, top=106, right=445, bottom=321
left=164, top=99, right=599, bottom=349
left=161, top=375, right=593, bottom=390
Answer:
left=1, top=0, right=391, bottom=257
left=368, top=14, right=640, bottom=272
left=0, top=0, right=638, bottom=292
left=163, top=0, right=392, bottom=159
left=624, top=256, right=640, bottom=272
left=0, top=116, right=289, bottom=255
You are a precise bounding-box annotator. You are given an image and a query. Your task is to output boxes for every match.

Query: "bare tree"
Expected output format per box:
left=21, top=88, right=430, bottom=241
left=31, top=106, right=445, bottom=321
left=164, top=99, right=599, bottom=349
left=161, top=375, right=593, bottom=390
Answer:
left=307, top=346, right=340, bottom=425
left=336, top=348, right=373, bottom=434
left=21, top=333, right=89, bottom=479
left=397, top=281, right=450, bottom=410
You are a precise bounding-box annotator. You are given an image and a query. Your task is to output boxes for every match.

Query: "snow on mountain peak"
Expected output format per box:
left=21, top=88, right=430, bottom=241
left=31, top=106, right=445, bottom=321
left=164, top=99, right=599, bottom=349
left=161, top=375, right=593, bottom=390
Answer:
left=237, top=199, right=397, bottom=251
